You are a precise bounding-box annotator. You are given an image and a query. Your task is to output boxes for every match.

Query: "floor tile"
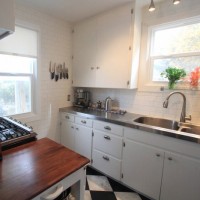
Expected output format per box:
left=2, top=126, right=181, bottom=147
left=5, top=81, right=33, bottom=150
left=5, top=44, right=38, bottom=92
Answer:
left=84, top=191, right=92, bottom=200
left=90, top=191, right=117, bottom=200
left=115, top=192, right=142, bottom=200
left=87, top=175, right=113, bottom=191
left=86, top=166, right=103, bottom=176
left=107, top=177, right=133, bottom=192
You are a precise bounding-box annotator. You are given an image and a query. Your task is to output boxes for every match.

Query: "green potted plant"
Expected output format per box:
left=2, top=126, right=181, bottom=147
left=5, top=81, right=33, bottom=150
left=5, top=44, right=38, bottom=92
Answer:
left=161, top=67, right=186, bottom=89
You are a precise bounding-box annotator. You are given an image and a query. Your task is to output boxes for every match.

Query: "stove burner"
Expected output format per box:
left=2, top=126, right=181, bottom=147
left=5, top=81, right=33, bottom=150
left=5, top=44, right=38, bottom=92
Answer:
left=0, top=117, right=37, bottom=149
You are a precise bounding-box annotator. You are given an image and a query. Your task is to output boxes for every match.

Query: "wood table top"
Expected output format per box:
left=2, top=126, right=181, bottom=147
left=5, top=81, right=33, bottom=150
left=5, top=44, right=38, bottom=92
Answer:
left=0, top=138, right=89, bottom=200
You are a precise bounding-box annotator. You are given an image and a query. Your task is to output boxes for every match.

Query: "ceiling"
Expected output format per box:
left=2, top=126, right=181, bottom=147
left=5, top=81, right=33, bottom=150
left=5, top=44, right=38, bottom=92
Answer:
left=15, top=0, right=164, bottom=23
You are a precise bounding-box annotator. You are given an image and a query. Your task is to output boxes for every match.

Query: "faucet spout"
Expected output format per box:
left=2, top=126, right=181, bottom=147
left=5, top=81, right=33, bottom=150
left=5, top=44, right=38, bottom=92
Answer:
left=163, top=92, right=191, bottom=123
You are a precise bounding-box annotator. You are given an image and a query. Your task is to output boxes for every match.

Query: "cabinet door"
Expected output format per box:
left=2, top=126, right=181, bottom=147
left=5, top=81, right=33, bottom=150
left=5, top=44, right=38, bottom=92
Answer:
left=60, top=121, right=75, bottom=151
left=160, top=152, right=200, bottom=200
left=74, top=125, right=92, bottom=160
left=96, top=3, right=132, bottom=88
left=122, top=139, right=164, bottom=200
left=72, top=18, right=97, bottom=87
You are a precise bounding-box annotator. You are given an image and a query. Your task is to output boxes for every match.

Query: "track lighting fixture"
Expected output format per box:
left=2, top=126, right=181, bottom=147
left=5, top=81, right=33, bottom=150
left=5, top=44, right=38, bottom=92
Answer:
left=149, top=0, right=155, bottom=12
left=149, top=0, right=181, bottom=12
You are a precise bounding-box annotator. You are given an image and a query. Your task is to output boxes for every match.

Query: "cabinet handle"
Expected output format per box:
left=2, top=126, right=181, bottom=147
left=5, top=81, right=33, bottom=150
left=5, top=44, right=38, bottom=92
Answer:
left=71, top=126, right=74, bottom=129
left=96, top=66, right=100, bottom=69
left=168, top=157, right=173, bottom=161
left=104, top=135, right=111, bottom=140
left=65, top=116, right=70, bottom=119
left=91, top=67, right=94, bottom=70
left=76, top=127, right=79, bottom=130
left=102, top=156, right=110, bottom=161
left=156, top=153, right=160, bottom=157
left=104, top=126, right=111, bottom=131
left=81, top=120, right=86, bottom=124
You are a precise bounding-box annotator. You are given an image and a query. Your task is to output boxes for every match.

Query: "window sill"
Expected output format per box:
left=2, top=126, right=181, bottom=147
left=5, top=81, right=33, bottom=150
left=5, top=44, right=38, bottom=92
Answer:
left=138, top=82, right=200, bottom=92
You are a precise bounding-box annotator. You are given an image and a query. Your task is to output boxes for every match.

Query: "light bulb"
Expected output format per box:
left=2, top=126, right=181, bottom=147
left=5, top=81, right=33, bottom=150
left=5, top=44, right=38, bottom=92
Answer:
left=173, top=0, right=180, bottom=5
left=149, top=0, right=155, bottom=12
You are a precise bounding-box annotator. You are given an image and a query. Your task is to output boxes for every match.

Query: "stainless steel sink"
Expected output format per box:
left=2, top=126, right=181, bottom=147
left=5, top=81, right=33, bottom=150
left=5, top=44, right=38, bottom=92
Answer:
left=179, top=123, right=200, bottom=136
left=134, top=116, right=179, bottom=130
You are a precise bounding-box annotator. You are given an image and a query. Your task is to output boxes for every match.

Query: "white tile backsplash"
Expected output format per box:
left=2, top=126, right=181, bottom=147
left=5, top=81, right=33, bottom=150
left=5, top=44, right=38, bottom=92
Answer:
left=87, top=88, right=200, bottom=124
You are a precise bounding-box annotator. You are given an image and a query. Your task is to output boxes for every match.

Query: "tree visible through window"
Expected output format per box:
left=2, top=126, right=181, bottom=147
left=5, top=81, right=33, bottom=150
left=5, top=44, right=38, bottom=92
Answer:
left=150, top=18, right=200, bottom=82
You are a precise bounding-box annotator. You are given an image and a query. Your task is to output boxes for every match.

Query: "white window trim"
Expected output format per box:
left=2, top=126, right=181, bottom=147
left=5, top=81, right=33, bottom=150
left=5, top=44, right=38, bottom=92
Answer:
left=6, top=20, right=41, bottom=123
left=138, top=15, right=200, bottom=92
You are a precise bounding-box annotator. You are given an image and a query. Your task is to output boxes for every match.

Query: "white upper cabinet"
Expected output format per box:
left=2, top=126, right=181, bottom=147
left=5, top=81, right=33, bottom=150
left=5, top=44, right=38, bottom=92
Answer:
left=72, top=18, right=97, bottom=87
left=72, top=2, right=141, bottom=88
left=0, top=0, right=15, bottom=39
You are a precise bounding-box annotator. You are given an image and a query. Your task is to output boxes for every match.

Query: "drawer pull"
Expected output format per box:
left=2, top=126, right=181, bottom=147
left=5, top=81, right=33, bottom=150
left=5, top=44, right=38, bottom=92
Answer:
left=65, top=116, right=70, bottom=119
left=81, top=120, right=86, bottom=124
left=102, top=155, right=110, bottom=161
left=76, top=127, right=79, bottom=130
left=104, top=126, right=111, bottom=131
left=168, top=157, right=173, bottom=161
left=71, top=126, right=74, bottom=129
left=104, top=135, right=111, bottom=140
left=156, top=153, right=160, bottom=157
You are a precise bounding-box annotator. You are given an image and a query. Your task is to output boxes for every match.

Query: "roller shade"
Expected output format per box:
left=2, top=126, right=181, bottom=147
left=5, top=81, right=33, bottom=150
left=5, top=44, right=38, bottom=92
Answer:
left=0, top=26, right=37, bottom=57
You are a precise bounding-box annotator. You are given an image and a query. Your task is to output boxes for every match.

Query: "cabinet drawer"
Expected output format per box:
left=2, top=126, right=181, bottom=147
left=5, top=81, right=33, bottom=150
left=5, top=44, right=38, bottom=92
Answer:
left=93, top=121, right=123, bottom=136
left=93, top=130, right=123, bottom=159
left=61, top=113, right=75, bottom=122
left=75, top=116, right=93, bottom=127
left=92, top=150, right=121, bottom=181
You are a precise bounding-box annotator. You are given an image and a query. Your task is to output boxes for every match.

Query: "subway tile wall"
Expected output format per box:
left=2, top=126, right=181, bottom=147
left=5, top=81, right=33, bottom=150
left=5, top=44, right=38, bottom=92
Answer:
left=87, top=88, right=200, bottom=124
left=15, top=4, right=73, bottom=142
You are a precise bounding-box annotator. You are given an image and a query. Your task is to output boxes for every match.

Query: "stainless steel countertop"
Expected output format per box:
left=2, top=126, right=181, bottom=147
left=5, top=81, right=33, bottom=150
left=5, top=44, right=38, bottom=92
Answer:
left=59, top=106, right=200, bottom=144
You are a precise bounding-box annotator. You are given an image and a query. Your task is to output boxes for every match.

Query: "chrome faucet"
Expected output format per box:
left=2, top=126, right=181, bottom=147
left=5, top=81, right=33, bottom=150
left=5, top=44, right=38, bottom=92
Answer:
left=105, top=96, right=112, bottom=112
left=163, top=91, right=191, bottom=123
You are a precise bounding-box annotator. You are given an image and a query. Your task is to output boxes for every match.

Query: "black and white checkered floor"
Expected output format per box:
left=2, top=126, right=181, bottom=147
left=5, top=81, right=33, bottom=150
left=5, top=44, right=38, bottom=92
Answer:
left=85, top=166, right=151, bottom=200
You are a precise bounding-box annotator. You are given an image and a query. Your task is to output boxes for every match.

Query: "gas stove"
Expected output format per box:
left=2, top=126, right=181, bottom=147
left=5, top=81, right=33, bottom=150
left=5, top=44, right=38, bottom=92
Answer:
left=0, top=117, right=37, bottom=150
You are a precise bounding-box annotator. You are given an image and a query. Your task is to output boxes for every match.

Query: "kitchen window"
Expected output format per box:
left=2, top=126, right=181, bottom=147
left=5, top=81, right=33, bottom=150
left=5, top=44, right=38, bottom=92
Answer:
left=0, top=25, right=38, bottom=118
left=150, top=17, right=200, bottom=82
left=139, top=16, right=200, bottom=91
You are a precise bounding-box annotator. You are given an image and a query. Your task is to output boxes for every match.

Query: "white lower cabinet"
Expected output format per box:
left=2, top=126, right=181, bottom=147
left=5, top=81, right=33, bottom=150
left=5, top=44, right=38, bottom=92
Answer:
left=74, top=124, right=92, bottom=160
left=92, top=149, right=121, bottom=180
left=160, top=152, right=200, bottom=200
left=60, top=112, right=200, bottom=200
left=61, top=121, right=75, bottom=151
left=60, top=113, right=92, bottom=160
left=122, top=127, right=200, bottom=200
left=92, top=120, right=123, bottom=181
left=122, top=139, right=164, bottom=200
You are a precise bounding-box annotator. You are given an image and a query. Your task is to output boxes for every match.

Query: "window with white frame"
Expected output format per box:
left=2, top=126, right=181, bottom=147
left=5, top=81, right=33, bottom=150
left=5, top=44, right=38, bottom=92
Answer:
left=149, top=17, right=200, bottom=82
left=0, top=26, right=38, bottom=117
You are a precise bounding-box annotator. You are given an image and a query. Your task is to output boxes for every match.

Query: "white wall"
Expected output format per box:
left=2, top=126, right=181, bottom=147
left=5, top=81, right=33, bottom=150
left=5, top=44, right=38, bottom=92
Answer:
left=15, top=3, right=73, bottom=142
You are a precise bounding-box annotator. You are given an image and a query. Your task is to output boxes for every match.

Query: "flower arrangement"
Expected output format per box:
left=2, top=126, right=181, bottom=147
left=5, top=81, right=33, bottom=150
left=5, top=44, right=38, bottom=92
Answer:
left=188, top=66, right=200, bottom=89
left=161, top=67, right=186, bottom=89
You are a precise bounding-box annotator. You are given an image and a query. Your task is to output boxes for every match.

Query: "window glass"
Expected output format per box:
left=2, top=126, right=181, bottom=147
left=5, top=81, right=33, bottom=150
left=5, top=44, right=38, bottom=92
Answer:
left=151, top=18, right=200, bottom=82
left=0, top=25, right=37, bottom=117
left=0, top=76, right=31, bottom=116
